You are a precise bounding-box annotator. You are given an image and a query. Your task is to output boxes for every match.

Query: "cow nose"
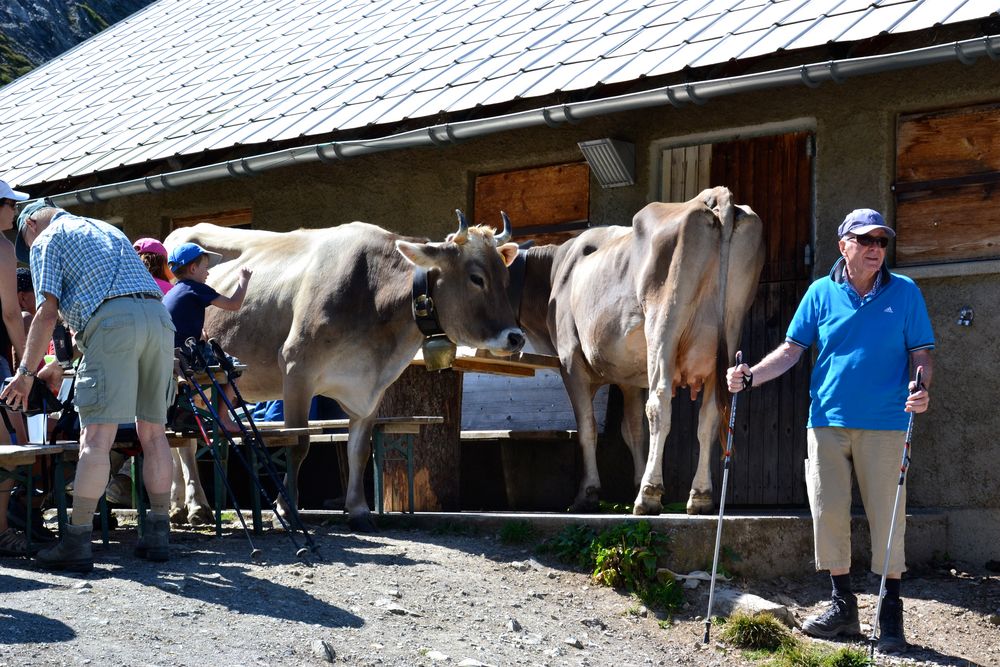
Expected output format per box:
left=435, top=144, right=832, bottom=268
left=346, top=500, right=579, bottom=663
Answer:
left=507, top=331, right=525, bottom=352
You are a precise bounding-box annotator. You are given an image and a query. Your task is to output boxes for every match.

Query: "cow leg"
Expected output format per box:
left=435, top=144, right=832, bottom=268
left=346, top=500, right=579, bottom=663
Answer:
left=562, top=366, right=601, bottom=513
left=169, top=447, right=186, bottom=524
left=619, top=386, right=648, bottom=491
left=275, top=380, right=312, bottom=529
left=688, top=376, right=719, bottom=515
left=344, top=417, right=377, bottom=532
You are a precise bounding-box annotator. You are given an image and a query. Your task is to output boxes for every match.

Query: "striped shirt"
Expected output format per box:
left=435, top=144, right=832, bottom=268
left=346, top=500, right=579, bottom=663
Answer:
left=30, top=211, right=161, bottom=332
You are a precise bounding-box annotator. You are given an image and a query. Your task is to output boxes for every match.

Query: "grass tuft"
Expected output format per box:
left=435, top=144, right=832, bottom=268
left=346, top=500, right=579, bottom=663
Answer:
left=719, top=612, right=794, bottom=652
left=498, top=520, right=536, bottom=545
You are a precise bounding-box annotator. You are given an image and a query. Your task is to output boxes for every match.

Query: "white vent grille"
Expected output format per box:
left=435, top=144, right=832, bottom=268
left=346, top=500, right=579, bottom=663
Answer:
left=578, top=139, right=636, bottom=188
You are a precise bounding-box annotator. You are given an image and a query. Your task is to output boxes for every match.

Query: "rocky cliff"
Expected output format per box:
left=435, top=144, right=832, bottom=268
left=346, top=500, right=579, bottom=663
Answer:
left=1, top=0, right=156, bottom=85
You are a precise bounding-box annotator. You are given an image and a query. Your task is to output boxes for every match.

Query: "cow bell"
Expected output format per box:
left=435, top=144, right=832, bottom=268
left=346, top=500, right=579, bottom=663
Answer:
left=422, top=334, right=457, bottom=371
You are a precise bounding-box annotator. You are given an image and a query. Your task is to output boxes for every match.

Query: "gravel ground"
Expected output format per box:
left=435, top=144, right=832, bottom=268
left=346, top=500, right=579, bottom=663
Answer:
left=0, top=515, right=997, bottom=667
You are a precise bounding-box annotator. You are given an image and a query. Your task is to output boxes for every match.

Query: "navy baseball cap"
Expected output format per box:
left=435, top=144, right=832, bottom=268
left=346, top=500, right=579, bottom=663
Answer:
left=168, top=242, right=222, bottom=270
left=837, top=209, right=895, bottom=238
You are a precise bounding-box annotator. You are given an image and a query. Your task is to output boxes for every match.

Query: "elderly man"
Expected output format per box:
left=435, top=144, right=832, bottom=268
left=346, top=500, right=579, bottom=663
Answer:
left=1, top=199, right=177, bottom=572
left=726, top=209, right=934, bottom=654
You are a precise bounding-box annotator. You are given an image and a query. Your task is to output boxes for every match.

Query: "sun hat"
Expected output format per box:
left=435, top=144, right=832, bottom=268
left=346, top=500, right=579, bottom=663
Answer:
left=0, top=179, right=29, bottom=202
left=14, top=198, right=57, bottom=263
left=168, top=242, right=222, bottom=270
left=133, top=237, right=168, bottom=257
left=837, top=209, right=895, bottom=238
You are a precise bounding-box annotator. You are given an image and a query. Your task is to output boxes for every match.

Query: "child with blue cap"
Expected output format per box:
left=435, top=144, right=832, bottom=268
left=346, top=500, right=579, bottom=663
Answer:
left=163, top=242, right=252, bottom=432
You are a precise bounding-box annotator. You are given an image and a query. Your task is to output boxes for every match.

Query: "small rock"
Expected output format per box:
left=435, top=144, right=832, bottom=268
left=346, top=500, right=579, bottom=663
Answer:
left=426, top=650, right=449, bottom=661
left=637, top=606, right=649, bottom=618
left=72, top=582, right=92, bottom=589
left=506, top=618, right=522, bottom=632
left=457, top=660, right=493, bottom=667
left=988, top=613, right=1000, bottom=626
left=311, top=639, right=335, bottom=663
left=564, top=637, right=583, bottom=649
left=580, top=618, right=606, bottom=631
left=384, top=603, right=421, bottom=617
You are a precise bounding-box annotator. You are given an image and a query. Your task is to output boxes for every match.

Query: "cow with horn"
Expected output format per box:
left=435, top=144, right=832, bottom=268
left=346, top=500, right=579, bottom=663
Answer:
left=508, top=187, right=765, bottom=515
left=165, top=212, right=524, bottom=531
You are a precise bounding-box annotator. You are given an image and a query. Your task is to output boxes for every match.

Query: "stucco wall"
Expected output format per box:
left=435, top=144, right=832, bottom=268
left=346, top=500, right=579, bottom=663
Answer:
left=71, top=57, right=1000, bottom=554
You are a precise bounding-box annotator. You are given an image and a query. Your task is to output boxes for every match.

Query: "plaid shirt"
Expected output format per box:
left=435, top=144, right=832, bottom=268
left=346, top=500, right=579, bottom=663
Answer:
left=30, top=211, right=161, bottom=332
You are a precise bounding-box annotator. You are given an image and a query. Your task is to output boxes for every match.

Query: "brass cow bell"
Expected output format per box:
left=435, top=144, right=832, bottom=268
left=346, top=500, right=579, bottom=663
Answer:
left=422, top=334, right=456, bottom=371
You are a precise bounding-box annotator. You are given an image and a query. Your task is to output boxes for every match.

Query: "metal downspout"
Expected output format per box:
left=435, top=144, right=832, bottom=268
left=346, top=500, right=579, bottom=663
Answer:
left=53, top=35, right=1000, bottom=207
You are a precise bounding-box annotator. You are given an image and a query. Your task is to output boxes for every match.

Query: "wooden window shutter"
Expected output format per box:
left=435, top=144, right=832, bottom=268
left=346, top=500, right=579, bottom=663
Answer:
left=895, top=104, right=1000, bottom=266
left=473, top=162, right=589, bottom=245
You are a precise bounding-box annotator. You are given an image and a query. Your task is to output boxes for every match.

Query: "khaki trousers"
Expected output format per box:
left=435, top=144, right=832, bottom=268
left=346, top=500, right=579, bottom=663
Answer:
left=805, top=427, right=907, bottom=575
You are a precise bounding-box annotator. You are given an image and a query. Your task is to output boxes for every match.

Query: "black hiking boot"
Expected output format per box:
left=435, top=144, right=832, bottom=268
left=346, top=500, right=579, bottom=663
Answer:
left=134, top=511, right=170, bottom=562
left=34, top=523, right=94, bottom=573
left=801, top=593, right=860, bottom=638
left=877, top=597, right=907, bottom=654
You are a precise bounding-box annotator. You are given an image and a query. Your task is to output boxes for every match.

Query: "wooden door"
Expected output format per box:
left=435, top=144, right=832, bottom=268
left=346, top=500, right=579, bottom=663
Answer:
left=652, top=131, right=815, bottom=507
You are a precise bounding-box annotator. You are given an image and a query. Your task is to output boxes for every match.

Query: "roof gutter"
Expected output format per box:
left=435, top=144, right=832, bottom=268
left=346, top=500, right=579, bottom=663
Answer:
left=52, top=34, right=1000, bottom=208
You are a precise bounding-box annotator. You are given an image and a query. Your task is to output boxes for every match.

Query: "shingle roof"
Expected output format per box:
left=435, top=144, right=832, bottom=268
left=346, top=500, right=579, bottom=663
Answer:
left=1, top=0, right=995, bottom=189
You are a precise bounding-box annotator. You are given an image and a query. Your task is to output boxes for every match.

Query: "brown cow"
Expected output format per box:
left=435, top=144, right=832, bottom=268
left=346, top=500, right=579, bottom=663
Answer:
left=515, top=187, right=764, bottom=514
left=164, top=214, right=524, bottom=531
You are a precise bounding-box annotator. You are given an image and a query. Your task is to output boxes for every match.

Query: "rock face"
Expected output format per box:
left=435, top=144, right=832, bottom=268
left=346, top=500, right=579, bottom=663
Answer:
left=1, top=0, right=156, bottom=84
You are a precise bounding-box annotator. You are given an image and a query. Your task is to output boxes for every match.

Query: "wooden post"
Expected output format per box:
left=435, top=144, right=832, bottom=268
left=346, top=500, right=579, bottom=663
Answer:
left=378, top=366, right=462, bottom=511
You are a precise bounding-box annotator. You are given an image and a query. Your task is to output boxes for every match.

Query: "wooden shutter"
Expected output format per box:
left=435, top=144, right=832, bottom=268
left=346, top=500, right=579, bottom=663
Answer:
left=895, top=104, right=1000, bottom=266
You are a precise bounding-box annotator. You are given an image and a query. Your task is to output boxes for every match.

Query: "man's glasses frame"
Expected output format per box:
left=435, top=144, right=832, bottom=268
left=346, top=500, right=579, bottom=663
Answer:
left=847, top=234, right=890, bottom=249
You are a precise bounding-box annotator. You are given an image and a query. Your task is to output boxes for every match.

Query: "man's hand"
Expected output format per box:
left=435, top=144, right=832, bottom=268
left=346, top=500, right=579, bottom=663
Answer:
left=0, top=371, right=33, bottom=412
left=726, top=363, right=752, bottom=393
left=905, top=381, right=929, bottom=414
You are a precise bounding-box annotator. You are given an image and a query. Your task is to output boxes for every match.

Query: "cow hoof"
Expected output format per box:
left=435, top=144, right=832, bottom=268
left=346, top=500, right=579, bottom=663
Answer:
left=188, top=507, right=214, bottom=526
left=567, top=488, right=601, bottom=513
left=169, top=507, right=187, bottom=526
left=633, top=485, right=664, bottom=515
left=347, top=514, right=379, bottom=533
left=686, top=491, right=714, bottom=515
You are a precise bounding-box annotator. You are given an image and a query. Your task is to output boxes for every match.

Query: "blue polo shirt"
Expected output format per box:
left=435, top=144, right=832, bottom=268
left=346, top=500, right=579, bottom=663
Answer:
left=786, top=259, right=934, bottom=431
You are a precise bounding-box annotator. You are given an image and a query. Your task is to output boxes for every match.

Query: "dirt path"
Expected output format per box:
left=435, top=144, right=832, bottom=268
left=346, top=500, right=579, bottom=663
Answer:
left=0, top=518, right=996, bottom=666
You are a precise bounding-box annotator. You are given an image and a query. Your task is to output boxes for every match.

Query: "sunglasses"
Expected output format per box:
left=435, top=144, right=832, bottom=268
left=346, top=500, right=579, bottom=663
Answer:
left=848, top=234, right=890, bottom=249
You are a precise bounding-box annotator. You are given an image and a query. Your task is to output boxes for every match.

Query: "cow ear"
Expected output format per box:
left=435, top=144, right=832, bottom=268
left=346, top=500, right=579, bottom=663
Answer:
left=496, top=242, right=518, bottom=267
left=395, top=240, right=444, bottom=268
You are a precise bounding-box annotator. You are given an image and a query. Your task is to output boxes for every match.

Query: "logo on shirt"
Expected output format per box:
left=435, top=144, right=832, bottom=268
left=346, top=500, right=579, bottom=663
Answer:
left=884, top=306, right=894, bottom=313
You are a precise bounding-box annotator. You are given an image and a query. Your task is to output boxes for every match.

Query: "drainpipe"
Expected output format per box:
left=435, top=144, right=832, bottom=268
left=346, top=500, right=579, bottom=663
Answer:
left=51, top=34, right=1000, bottom=208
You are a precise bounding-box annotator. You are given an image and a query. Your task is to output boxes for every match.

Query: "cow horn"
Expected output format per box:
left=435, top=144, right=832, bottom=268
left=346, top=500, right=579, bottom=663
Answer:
left=453, top=209, right=469, bottom=245
left=495, top=211, right=513, bottom=244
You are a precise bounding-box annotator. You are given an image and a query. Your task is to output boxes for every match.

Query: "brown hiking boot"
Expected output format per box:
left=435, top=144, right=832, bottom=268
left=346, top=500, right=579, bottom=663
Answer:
left=35, top=523, right=94, bottom=573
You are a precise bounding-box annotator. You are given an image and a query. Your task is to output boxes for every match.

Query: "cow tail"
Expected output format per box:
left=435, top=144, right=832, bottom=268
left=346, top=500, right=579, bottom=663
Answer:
left=713, top=190, right=736, bottom=457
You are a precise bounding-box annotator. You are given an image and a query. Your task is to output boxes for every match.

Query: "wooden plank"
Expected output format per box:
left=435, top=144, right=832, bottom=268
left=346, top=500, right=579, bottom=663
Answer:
left=473, top=162, right=589, bottom=232
left=684, top=145, right=700, bottom=200
left=896, top=183, right=1000, bottom=265
left=460, top=429, right=578, bottom=441
left=897, top=104, right=1000, bottom=183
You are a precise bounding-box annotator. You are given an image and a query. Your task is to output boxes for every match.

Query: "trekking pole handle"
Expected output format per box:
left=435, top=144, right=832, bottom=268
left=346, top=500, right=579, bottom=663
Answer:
left=911, top=366, right=923, bottom=394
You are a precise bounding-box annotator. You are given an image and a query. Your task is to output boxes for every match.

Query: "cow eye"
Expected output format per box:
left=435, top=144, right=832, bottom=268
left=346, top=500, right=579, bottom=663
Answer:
left=470, top=274, right=485, bottom=288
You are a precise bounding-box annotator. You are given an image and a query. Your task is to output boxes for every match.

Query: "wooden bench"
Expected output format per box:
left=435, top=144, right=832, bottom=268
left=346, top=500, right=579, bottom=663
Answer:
left=460, top=429, right=578, bottom=442
left=0, top=443, right=73, bottom=549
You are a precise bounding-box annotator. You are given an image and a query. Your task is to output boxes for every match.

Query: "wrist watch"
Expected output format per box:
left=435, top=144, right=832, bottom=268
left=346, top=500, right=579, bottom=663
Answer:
left=16, top=364, right=36, bottom=378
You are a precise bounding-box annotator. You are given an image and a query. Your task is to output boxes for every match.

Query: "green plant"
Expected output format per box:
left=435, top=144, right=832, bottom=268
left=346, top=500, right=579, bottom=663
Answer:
left=430, top=520, right=478, bottom=537
left=824, top=647, right=870, bottom=667
left=499, top=520, right=536, bottom=545
left=590, top=521, right=682, bottom=611
left=759, top=642, right=871, bottom=667
left=719, top=612, right=794, bottom=652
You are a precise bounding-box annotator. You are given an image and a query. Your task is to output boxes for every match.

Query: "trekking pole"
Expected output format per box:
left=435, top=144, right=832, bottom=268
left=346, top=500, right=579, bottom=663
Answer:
left=207, top=338, right=319, bottom=555
left=182, top=342, right=313, bottom=561
left=175, top=363, right=263, bottom=562
left=868, top=366, right=923, bottom=660
left=703, top=350, right=743, bottom=645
